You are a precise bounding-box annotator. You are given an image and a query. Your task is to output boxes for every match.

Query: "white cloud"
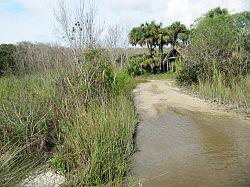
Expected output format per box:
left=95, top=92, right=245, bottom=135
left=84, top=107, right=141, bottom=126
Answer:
left=165, top=0, right=246, bottom=26
left=0, top=0, right=248, bottom=44
left=106, top=0, right=165, bottom=13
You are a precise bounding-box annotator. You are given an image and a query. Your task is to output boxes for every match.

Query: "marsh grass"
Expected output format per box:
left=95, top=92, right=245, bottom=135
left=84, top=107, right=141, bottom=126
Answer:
left=176, top=58, right=249, bottom=110
left=54, top=94, right=138, bottom=186
left=0, top=73, right=57, bottom=186
left=0, top=144, right=45, bottom=187
left=191, top=75, right=250, bottom=109
left=0, top=46, right=139, bottom=186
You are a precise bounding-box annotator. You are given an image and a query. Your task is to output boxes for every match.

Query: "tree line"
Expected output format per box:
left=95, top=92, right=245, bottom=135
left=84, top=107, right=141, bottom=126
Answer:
left=129, top=21, right=189, bottom=56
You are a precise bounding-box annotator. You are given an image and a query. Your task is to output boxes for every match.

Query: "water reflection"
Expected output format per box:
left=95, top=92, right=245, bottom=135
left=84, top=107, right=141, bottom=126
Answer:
left=132, top=105, right=250, bottom=187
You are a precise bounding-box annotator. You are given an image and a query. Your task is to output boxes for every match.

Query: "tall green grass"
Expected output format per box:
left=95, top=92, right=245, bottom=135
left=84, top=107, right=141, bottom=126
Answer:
left=0, top=144, right=44, bottom=187
left=193, top=62, right=249, bottom=109
left=0, top=47, right=138, bottom=186
left=0, top=74, right=57, bottom=186
left=176, top=59, right=249, bottom=110
left=0, top=74, right=56, bottom=147
left=53, top=95, right=137, bottom=186
left=195, top=75, right=249, bottom=109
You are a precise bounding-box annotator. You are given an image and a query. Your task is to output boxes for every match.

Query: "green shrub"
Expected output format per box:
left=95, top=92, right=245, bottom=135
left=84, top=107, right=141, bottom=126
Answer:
left=0, top=44, right=16, bottom=76
left=113, top=70, right=135, bottom=93
left=126, top=54, right=163, bottom=76
left=176, top=60, right=202, bottom=85
left=142, top=55, right=161, bottom=73
left=185, top=8, right=249, bottom=84
left=98, top=59, right=115, bottom=90
left=176, top=8, right=250, bottom=107
left=126, top=55, right=145, bottom=76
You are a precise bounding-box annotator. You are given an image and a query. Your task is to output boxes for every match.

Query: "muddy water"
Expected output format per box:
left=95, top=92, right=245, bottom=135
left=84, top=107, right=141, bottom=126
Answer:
left=132, top=82, right=250, bottom=187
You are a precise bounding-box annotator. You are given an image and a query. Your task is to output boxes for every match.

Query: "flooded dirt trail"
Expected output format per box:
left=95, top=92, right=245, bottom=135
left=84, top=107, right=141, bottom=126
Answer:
left=131, top=80, right=250, bottom=187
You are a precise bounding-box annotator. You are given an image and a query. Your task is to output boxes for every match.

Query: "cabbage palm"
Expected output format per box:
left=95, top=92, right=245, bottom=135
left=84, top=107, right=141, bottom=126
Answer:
left=129, top=21, right=189, bottom=54
left=157, top=27, right=172, bottom=54
left=129, top=21, right=161, bottom=56
left=169, top=21, right=189, bottom=49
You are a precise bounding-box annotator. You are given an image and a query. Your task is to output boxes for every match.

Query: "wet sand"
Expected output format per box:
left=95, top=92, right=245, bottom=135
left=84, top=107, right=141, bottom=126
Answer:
left=132, top=80, right=250, bottom=187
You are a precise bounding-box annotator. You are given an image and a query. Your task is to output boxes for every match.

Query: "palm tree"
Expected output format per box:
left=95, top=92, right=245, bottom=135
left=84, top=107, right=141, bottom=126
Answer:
left=129, top=27, right=143, bottom=46
left=129, top=21, right=189, bottom=55
left=168, top=21, right=189, bottom=49
left=157, top=27, right=172, bottom=54
left=129, top=21, right=161, bottom=56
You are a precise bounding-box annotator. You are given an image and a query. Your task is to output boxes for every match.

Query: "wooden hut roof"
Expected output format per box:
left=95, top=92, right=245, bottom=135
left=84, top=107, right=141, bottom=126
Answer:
left=175, top=47, right=190, bottom=60
left=168, top=47, right=190, bottom=59
left=162, top=47, right=190, bottom=63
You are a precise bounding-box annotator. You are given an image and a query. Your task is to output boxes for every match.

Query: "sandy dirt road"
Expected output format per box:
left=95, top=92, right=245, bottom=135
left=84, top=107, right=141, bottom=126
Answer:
left=132, top=80, right=250, bottom=187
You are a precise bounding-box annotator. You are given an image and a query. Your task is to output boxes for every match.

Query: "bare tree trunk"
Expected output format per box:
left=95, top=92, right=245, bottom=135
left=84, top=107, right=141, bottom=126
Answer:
left=104, top=24, right=123, bottom=66
left=54, top=0, right=103, bottom=51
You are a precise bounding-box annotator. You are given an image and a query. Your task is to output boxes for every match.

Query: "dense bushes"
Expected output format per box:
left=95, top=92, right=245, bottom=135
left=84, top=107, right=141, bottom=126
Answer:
left=126, top=55, right=145, bottom=76
left=142, top=55, right=161, bottom=73
left=177, top=9, right=249, bottom=85
left=1, top=42, right=76, bottom=76
left=0, top=44, right=16, bottom=75
left=126, top=54, right=163, bottom=76
left=176, top=8, right=250, bottom=107
left=176, top=60, right=201, bottom=85
left=15, top=42, right=74, bottom=74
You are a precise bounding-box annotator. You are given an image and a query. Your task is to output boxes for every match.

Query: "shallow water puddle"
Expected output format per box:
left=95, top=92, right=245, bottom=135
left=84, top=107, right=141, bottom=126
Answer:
left=132, top=81, right=250, bottom=187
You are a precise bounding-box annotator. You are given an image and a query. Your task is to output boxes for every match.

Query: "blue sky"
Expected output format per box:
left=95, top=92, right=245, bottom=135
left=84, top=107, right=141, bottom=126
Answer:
left=0, top=0, right=26, bottom=15
left=0, top=0, right=249, bottom=44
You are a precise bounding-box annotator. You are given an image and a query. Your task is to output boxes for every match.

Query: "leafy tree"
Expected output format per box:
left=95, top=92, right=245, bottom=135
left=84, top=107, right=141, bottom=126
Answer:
left=232, top=11, right=250, bottom=51
left=139, top=22, right=156, bottom=56
left=205, top=7, right=228, bottom=18
left=129, top=26, right=143, bottom=46
left=126, top=55, right=145, bottom=76
left=177, top=8, right=249, bottom=85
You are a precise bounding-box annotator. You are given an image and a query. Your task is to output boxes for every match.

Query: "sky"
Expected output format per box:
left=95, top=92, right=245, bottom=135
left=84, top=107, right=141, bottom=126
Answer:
left=0, top=0, right=249, bottom=44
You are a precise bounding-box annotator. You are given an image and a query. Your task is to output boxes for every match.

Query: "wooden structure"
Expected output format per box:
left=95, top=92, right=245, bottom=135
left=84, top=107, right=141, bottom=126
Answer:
left=161, top=47, right=189, bottom=72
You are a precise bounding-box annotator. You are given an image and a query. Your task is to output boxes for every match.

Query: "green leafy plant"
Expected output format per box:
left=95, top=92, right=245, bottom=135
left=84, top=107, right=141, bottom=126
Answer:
left=176, top=7, right=250, bottom=107
left=0, top=44, right=16, bottom=76
left=126, top=55, right=145, bottom=76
